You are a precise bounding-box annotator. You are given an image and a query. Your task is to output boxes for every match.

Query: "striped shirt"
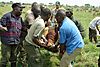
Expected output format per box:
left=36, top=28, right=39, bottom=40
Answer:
left=0, top=12, right=24, bottom=45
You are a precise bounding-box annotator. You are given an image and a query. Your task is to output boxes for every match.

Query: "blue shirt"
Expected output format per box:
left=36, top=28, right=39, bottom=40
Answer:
left=0, top=12, right=24, bottom=45
left=59, top=17, right=84, bottom=55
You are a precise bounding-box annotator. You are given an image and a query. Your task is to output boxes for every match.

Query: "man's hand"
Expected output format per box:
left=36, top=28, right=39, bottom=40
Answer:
left=2, top=27, right=7, bottom=31
left=59, top=45, right=66, bottom=58
left=0, top=26, right=7, bottom=33
left=59, top=49, right=65, bottom=58
left=59, top=52, right=64, bottom=58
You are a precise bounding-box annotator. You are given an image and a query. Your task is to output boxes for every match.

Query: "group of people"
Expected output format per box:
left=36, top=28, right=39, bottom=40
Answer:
left=0, top=1, right=85, bottom=67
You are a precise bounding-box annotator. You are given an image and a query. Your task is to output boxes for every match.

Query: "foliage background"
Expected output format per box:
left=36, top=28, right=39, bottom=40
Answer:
left=0, top=3, right=100, bottom=67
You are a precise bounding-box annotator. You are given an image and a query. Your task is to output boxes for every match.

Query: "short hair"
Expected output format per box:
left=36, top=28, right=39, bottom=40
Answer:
left=12, top=3, right=25, bottom=9
left=55, top=9, right=66, bottom=17
left=41, top=8, right=51, bottom=16
left=31, top=5, right=41, bottom=18
left=32, top=2, right=38, bottom=7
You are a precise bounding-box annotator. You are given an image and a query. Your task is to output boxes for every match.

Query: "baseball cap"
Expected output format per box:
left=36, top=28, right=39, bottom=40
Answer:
left=12, top=3, right=25, bottom=8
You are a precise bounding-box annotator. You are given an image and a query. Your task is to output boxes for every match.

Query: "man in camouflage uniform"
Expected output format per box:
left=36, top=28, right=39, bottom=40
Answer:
left=66, top=9, right=85, bottom=39
left=18, top=3, right=40, bottom=67
left=0, top=3, right=25, bottom=67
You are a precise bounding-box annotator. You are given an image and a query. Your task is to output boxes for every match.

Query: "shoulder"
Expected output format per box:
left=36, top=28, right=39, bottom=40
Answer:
left=63, top=17, right=73, bottom=24
left=62, top=17, right=77, bottom=29
left=2, top=12, right=11, bottom=18
left=35, top=17, right=45, bottom=27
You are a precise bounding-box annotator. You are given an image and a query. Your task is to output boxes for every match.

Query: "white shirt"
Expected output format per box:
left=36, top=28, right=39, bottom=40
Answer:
left=25, top=16, right=45, bottom=47
left=89, top=17, right=100, bottom=30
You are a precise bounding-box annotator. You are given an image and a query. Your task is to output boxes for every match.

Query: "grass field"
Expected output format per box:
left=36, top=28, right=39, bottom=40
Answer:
left=0, top=4, right=100, bottom=67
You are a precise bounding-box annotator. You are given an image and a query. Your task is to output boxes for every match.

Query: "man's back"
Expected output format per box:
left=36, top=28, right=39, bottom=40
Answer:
left=59, top=17, right=84, bottom=54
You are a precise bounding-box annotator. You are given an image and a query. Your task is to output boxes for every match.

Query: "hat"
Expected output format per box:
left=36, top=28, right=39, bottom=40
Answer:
left=66, top=8, right=73, bottom=13
left=12, top=3, right=25, bottom=8
left=55, top=1, right=60, bottom=5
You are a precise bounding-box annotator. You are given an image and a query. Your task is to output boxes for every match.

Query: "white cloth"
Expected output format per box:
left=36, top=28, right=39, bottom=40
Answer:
left=89, top=17, right=100, bottom=30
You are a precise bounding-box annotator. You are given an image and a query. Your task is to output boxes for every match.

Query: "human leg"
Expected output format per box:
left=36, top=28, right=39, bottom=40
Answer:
left=89, top=28, right=93, bottom=42
left=9, top=45, right=18, bottom=67
left=60, top=48, right=82, bottom=67
left=1, top=44, right=10, bottom=67
left=23, top=40, right=43, bottom=67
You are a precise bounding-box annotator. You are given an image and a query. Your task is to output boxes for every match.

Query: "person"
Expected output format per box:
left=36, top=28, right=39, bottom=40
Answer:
left=66, top=9, right=85, bottom=39
left=51, top=1, right=65, bottom=26
left=55, top=9, right=84, bottom=67
left=0, top=3, right=25, bottom=67
left=89, top=17, right=100, bottom=43
left=24, top=2, right=38, bottom=29
left=17, top=4, right=42, bottom=67
left=52, top=1, right=61, bottom=15
left=23, top=7, right=51, bottom=67
left=45, top=1, right=64, bottom=47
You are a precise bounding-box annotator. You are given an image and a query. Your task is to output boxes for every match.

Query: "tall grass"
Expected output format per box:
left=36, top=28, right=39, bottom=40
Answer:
left=0, top=4, right=100, bottom=67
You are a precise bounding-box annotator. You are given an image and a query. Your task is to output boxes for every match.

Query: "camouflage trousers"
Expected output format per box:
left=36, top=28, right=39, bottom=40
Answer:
left=17, top=43, right=27, bottom=67
left=22, top=40, right=44, bottom=67
left=0, top=44, right=18, bottom=67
